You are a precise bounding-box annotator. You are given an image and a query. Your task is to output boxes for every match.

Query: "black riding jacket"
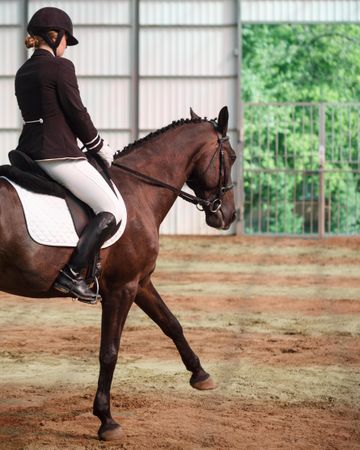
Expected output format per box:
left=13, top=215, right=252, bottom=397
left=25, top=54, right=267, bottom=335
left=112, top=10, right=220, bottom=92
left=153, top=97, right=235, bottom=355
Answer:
left=15, top=48, right=102, bottom=161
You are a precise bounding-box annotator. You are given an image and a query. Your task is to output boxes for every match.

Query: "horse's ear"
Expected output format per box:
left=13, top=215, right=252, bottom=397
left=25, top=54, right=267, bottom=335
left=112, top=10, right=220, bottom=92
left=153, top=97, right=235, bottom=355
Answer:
left=217, top=106, right=229, bottom=136
left=190, top=107, right=200, bottom=120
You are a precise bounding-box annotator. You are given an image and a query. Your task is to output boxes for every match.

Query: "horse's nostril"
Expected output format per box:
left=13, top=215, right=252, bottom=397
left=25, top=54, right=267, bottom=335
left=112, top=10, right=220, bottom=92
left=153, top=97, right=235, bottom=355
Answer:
left=231, top=211, right=236, bottom=223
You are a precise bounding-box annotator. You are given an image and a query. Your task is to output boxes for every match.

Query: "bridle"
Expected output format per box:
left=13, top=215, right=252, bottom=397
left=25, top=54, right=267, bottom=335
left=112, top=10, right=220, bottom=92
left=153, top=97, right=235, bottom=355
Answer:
left=112, top=123, right=234, bottom=213
left=191, top=121, right=234, bottom=212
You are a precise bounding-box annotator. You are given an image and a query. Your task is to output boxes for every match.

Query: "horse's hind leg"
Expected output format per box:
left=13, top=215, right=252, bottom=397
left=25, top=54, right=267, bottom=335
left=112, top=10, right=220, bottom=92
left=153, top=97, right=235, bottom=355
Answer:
left=135, top=281, right=216, bottom=390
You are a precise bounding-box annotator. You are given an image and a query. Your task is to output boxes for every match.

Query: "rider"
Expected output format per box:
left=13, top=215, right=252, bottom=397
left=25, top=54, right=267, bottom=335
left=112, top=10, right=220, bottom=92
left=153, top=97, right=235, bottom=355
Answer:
left=14, top=7, right=124, bottom=304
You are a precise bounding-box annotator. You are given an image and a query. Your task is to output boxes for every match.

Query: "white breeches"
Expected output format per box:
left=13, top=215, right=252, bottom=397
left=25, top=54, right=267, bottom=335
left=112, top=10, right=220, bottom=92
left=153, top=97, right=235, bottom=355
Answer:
left=36, top=159, right=123, bottom=225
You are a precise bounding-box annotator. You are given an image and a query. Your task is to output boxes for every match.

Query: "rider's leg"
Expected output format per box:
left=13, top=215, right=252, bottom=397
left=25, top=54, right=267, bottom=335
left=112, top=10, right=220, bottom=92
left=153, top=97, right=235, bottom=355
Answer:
left=54, top=211, right=117, bottom=302
left=36, top=159, right=124, bottom=303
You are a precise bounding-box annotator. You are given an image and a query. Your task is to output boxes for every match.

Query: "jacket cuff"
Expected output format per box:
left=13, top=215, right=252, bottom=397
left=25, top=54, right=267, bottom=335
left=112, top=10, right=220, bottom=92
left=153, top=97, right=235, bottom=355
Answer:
left=85, top=134, right=102, bottom=152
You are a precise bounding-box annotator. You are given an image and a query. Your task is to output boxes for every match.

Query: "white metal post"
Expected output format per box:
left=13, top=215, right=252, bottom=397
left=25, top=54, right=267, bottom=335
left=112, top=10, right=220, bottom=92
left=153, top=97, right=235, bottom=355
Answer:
left=236, top=0, right=244, bottom=235
left=130, top=0, right=140, bottom=142
left=318, top=103, right=326, bottom=238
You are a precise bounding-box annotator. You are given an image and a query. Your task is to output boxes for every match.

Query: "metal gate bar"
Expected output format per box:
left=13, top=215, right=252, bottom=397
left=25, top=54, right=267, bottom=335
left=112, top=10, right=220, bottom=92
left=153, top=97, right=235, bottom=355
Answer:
left=242, top=102, right=360, bottom=236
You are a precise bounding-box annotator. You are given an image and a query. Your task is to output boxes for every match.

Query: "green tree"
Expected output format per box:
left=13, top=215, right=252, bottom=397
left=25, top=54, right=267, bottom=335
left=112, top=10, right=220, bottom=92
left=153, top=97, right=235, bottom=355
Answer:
left=242, top=24, right=360, bottom=102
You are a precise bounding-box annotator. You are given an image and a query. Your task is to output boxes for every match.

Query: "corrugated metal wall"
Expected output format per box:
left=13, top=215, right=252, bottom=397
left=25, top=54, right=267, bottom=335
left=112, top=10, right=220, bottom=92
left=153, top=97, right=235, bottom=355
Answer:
left=139, top=0, right=238, bottom=235
left=241, top=1, right=360, bottom=23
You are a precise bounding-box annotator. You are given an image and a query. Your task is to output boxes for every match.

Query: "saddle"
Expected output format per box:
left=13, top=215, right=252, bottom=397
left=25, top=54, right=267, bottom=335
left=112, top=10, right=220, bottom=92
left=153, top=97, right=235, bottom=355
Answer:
left=0, top=150, right=115, bottom=282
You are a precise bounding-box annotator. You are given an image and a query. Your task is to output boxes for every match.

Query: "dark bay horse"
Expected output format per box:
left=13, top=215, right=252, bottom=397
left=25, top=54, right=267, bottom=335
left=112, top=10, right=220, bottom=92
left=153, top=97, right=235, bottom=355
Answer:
left=0, top=107, right=236, bottom=441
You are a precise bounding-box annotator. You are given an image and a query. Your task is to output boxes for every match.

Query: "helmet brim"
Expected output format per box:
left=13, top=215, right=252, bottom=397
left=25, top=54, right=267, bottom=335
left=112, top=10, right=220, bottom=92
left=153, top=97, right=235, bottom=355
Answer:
left=66, top=34, right=78, bottom=46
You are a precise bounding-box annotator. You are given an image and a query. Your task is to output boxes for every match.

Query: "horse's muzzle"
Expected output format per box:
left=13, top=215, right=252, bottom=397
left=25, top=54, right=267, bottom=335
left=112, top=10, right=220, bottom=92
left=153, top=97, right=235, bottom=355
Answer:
left=205, top=207, right=236, bottom=230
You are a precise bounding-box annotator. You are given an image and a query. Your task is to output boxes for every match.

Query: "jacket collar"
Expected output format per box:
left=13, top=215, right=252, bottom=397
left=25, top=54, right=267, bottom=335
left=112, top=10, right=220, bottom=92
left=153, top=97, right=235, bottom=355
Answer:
left=32, top=48, right=55, bottom=58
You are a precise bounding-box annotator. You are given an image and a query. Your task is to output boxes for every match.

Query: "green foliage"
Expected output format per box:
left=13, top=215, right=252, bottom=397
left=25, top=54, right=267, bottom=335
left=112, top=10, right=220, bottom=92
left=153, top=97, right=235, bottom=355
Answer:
left=242, top=25, right=360, bottom=234
left=242, top=24, right=360, bottom=102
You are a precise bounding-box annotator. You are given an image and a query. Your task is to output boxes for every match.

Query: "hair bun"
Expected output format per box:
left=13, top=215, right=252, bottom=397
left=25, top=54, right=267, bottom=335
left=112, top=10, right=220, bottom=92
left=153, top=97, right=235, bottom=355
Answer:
left=25, top=35, right=39, bottom=48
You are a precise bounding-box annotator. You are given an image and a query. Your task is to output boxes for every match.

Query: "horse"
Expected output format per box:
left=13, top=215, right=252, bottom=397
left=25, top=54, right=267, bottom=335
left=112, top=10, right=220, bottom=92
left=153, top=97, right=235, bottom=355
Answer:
left=0, top=106, right=236, bottom=441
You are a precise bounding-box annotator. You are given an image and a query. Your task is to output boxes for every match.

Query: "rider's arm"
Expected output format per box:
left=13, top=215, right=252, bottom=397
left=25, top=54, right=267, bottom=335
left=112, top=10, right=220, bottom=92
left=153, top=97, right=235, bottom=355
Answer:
left=55, top=57, right=102, bottom=153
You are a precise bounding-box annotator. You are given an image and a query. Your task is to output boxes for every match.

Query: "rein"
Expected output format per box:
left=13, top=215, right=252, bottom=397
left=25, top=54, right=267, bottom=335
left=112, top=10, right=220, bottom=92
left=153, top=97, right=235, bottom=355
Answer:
left=112, top=161, right=214, bottom=209
left=112, top=126, right=233, bottom=213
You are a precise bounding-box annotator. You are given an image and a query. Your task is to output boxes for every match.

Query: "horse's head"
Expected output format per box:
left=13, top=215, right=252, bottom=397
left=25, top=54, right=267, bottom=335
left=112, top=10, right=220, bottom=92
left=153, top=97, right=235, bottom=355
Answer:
left=187, top=106, right=237, bottom=230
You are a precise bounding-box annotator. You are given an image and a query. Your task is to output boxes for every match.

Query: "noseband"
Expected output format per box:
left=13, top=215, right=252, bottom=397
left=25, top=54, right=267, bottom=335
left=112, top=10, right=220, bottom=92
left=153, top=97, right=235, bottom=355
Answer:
left=112, top=124, right=234, bottom=212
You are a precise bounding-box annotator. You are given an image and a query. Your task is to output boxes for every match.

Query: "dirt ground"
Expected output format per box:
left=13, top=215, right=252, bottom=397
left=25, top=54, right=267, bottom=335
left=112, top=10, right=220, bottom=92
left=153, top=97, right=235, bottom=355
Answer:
left=0, top=235, right=359, bottom=449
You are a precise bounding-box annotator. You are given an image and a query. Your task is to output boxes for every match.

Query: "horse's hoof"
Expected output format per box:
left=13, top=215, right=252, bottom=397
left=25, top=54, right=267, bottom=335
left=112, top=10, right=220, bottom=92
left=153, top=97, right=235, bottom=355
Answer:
left=98, top=423, right=124, bottom=441
left=190, top=374, right=217, bottom=390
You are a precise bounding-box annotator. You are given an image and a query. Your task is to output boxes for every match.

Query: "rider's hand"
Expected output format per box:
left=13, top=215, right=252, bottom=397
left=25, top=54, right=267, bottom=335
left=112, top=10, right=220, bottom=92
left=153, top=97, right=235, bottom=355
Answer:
left=98, top=140, right=114, bottom=168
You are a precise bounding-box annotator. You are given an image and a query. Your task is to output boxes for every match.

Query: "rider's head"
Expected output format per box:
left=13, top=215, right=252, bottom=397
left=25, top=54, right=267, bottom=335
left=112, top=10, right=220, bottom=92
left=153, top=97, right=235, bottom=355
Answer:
left=25, top=7, right=78, bottom=57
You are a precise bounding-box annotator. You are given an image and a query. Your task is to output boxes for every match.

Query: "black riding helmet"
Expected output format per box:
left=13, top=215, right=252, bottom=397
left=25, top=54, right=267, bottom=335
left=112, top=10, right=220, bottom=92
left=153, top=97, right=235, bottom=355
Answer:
left=27, top=7, right=78, bottom=56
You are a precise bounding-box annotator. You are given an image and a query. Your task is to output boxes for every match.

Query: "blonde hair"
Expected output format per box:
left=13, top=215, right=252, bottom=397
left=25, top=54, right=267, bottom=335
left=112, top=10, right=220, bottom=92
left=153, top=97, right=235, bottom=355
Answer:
left=25, top=31, right=58, bottom=49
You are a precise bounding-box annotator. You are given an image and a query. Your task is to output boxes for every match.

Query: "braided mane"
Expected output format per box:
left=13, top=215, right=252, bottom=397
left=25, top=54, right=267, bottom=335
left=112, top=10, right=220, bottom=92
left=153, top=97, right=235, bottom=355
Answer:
left=115, top=117, right=216, bottom=159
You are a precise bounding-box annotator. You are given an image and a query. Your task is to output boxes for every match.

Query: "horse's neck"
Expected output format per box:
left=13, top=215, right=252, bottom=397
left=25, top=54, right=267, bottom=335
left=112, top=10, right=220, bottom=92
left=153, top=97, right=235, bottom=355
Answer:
left=126, top=128, right=201, bottom=184
left=113, top=124, right=207, bottom=226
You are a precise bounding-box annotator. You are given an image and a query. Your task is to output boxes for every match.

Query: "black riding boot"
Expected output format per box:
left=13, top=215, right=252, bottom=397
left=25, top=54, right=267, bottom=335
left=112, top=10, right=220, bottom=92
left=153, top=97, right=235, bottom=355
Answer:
left=54, top=212, right=117, bottom=304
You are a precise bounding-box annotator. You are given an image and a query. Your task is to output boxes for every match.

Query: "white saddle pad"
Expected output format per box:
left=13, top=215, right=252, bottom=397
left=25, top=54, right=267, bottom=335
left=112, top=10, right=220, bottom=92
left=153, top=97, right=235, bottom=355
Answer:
left=0, top=177, right=127, bottom=248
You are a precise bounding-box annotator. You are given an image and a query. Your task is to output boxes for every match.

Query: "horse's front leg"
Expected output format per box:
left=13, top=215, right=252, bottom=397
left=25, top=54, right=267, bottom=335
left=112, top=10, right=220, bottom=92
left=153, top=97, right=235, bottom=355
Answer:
left=135, top=281, right=216, bottom=390
left=93, top=282, right=137, bottom=441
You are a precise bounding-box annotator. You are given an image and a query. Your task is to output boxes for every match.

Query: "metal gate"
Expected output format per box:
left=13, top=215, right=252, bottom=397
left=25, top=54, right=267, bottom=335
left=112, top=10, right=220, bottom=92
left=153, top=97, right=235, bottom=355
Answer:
left=240, top=102, right=360, bottom=236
